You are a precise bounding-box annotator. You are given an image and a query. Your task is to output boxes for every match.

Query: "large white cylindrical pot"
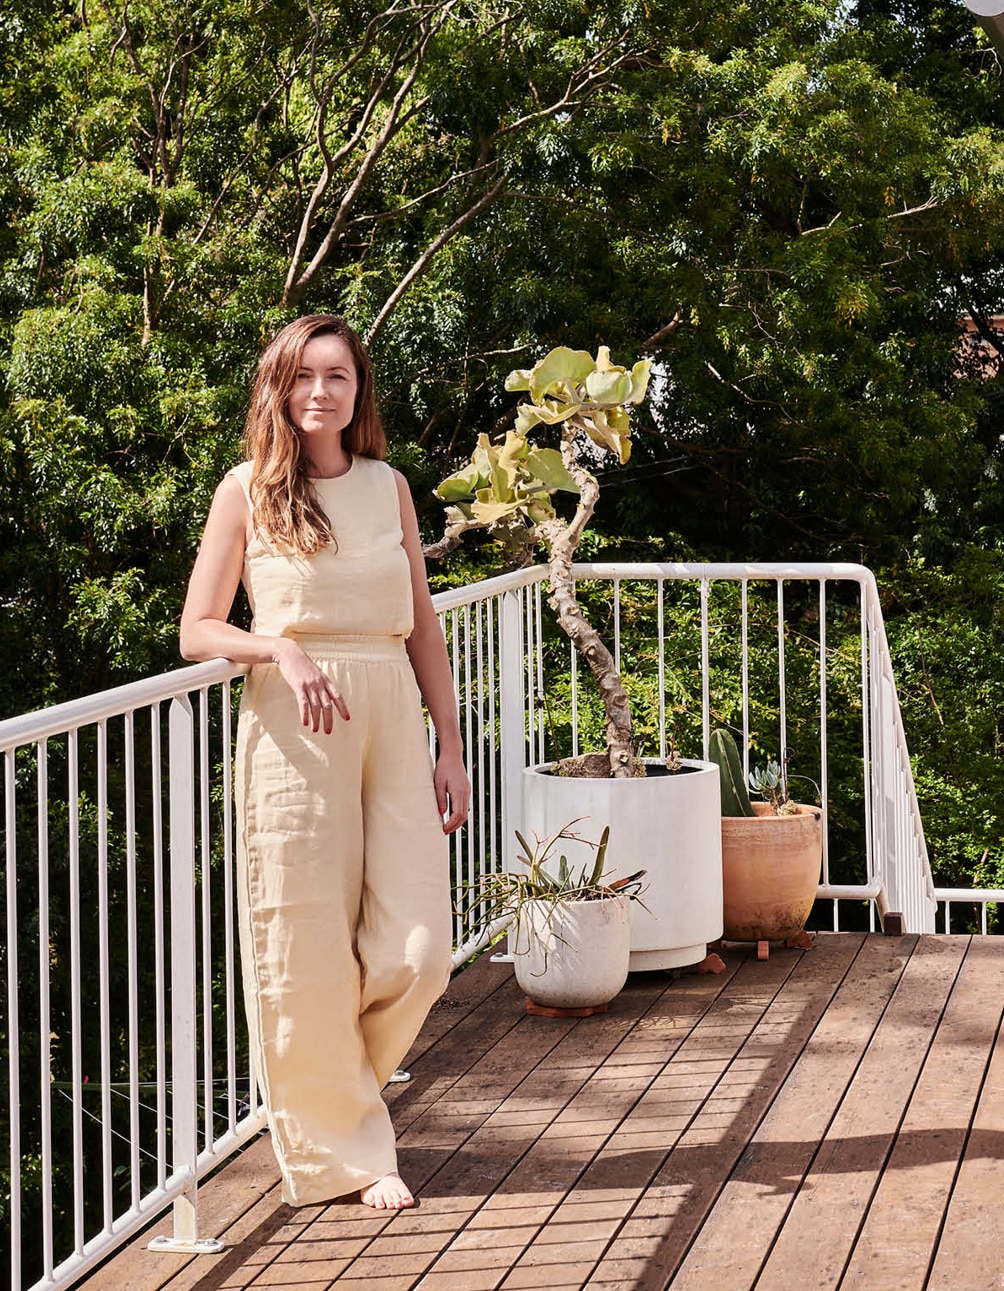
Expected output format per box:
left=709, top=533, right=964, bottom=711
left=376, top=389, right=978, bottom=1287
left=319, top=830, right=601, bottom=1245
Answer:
left=514, top=893, right=632, bottom=1008
left=522, top=759, right=723, bottom=971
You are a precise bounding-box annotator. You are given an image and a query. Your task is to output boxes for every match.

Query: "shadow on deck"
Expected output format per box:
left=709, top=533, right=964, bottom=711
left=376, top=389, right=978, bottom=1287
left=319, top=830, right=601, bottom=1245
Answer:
left=79, top=933, right=1004, bottom=1291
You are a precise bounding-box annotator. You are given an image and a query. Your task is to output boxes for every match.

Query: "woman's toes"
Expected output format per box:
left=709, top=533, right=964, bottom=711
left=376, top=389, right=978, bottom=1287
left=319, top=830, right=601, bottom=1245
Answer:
left=360, top=1173, right=414, bottom=1210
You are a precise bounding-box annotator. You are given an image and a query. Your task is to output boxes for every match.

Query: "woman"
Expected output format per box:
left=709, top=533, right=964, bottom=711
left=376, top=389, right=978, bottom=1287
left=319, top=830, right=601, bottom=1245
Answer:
left=180, top=314, right=469, bottom=1212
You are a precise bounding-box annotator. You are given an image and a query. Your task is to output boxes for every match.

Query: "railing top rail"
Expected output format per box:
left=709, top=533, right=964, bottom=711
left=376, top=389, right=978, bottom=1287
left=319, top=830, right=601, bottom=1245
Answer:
left=429, top=560, right=877, bottom=611
left=0, top=658, right=245, bottom=754
left=569, top=560, right=876, bottom=584
left=0, top=560, right=880, bottom=752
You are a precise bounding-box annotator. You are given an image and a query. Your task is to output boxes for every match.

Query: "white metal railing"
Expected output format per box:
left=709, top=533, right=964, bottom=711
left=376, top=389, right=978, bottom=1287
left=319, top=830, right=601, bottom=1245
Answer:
left=2, top=560, right=990, bottom=1291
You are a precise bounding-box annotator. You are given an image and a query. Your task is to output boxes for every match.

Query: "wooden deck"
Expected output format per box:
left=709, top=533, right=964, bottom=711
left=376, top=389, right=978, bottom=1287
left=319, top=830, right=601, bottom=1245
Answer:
left=82, top=933, right=1004, bottom=1291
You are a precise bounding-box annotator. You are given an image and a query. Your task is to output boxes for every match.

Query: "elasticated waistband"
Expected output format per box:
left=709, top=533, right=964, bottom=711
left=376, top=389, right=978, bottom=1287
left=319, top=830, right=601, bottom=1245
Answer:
left=287, top=633, right=409, bottom=663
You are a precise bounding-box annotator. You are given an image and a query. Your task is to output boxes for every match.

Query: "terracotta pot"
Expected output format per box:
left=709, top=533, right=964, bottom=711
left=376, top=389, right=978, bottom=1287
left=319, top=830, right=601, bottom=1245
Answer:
left=513, top=893, right=632, bottom=1009
left=721, top=803, right=822, bottom=942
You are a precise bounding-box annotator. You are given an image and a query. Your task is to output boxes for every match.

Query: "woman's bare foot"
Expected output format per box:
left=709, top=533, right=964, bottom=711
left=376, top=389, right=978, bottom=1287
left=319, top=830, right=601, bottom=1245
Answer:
left=360, top=1173, right=414, bottom=1210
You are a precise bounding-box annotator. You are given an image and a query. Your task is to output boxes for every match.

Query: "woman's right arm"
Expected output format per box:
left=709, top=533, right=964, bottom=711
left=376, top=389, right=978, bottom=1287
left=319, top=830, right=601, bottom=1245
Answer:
left=180, top=475, right=349, bottom=730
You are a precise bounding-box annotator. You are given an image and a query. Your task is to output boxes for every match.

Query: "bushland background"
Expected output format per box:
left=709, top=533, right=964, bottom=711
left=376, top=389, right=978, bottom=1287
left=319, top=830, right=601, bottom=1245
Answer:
left=3, top=0, right=1004, bottom=898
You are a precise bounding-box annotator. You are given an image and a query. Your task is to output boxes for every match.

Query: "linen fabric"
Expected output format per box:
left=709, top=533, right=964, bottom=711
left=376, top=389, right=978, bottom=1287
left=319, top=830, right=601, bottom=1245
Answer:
left=230, top=456, right=414, bottom=639
left=230, top=458, right=452, bottom=1206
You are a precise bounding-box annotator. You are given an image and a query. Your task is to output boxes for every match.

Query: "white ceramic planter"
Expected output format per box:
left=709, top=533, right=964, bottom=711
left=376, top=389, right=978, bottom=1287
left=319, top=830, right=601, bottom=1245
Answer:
left=522, top=758, right=723, bottom=971
left=514, top=893, right=632, bottom=1008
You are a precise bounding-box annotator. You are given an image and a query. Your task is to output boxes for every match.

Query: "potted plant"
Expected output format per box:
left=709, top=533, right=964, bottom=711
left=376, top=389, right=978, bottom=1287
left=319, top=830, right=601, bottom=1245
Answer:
left=428, top=345, right=723, bottom=971
left=708, top=729, right=823, bottom=960
left=467, top=820, right=646, bottom=1015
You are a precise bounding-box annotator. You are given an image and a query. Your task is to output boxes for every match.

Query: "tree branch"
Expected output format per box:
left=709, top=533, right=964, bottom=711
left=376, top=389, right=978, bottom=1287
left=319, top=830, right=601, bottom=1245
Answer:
left=642, top=311, right=682, bottom=351
left=364, top=175, right=507, bottom=346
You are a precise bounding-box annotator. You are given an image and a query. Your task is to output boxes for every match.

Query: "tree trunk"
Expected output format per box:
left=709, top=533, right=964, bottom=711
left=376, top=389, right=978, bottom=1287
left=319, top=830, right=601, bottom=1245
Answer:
left=540, top=426, right=636, bottom=778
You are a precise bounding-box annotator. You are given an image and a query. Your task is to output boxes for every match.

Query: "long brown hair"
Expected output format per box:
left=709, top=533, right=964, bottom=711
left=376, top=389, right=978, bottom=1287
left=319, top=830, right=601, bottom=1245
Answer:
left=242, top=315, right=387, bottom=554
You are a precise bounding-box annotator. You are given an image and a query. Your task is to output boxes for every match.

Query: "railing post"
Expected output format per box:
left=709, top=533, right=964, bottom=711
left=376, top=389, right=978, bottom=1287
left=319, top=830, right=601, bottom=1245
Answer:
left=148, top=695, right=223, bottom=1256
left=499, top=588, right=527, bottom=877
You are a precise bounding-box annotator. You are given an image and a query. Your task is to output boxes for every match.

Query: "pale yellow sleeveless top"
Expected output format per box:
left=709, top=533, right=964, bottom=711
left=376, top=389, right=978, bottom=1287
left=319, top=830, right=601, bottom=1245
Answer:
left=228, top=457, right=413, bottom=639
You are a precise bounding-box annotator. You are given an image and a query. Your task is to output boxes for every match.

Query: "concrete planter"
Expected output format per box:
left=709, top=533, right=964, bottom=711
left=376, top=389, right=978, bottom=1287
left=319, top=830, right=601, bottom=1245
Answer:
left=521, top=759, right=723, bottom=971
left=514, top=893, right=632, bottom=1008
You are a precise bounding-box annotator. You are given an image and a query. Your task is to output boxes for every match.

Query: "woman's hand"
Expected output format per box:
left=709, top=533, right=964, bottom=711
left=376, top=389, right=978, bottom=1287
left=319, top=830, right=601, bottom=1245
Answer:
left=434, top=749, right=470, bottom=834
left=274, top=639, right=351, bottom=733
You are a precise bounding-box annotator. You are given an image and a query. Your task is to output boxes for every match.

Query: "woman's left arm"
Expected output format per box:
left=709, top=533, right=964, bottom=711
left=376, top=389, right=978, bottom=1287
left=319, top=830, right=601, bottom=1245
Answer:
left=395, top=471, right=471, bottom=835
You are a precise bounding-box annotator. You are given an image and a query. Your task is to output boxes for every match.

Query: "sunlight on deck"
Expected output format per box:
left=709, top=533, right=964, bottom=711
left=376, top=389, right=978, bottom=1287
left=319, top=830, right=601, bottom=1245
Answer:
left=78, top=932, right=1004, bottom=1291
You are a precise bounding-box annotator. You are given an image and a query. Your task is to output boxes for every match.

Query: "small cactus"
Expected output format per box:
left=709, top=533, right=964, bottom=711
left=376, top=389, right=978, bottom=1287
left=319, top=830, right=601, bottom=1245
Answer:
left=708, top=729, right=755, bottom=817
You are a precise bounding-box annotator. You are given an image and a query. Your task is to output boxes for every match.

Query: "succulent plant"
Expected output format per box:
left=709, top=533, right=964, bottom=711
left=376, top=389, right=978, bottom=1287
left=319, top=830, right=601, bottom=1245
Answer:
left=428, top=345, right=652, bottom=778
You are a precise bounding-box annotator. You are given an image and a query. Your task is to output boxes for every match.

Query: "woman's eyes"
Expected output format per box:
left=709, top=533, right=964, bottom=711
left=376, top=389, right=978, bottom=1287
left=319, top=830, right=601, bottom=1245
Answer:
left=296, top=371, right=347, bottom=381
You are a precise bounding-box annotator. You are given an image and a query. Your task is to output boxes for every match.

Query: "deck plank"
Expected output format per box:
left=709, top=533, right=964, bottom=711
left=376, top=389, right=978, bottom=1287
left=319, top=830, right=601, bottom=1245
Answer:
left=75, top=934, right=1004, bottom=1291
left=496, top=941, right=805, bottom=1289
left=758, top=934, right=970, bottom=1290
left=584, top=931, right=866, bottom=1289
left=666, top=933, right=915, bottom=1291
left=908, top=936, right=1004, bottom=1291
left=836, top=935, right=1004, bottom=1290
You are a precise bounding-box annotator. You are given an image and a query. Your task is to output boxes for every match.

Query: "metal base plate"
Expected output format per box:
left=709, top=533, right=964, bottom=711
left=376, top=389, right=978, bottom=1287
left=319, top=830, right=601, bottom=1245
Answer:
left=148, top=1235, right=225, bottom=1255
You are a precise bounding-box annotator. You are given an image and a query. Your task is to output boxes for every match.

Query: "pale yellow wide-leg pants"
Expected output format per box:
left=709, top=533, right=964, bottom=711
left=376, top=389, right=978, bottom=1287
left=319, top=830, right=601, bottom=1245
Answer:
left=235, top=634, right=453, bottom=1206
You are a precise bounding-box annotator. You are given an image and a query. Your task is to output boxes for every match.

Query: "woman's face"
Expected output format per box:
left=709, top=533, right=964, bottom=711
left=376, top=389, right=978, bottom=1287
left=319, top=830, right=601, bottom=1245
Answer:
left=286, top=332, right=360, bottom=441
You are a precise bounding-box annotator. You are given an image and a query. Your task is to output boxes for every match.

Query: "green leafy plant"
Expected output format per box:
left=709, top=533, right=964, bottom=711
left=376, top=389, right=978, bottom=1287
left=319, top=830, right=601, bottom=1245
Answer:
left=428, top=345, right=652, bottom=779
left=460, top=819, right=647, bottom=946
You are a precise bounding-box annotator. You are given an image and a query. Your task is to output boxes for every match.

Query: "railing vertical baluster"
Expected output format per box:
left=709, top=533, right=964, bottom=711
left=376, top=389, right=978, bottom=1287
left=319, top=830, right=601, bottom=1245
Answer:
left=148, top=694, right=224, bottom=1255
left=449, top=608, right=461, bottom=923
left=6, top=747, right=21, bottom=1291
left=776, top=582, right=787, bottom=790
left=38, top=738, right=54, bottom=1280
left=125, top=712, right=140, bottom=1210
left=570, top=637, right=579, bottom=758
left=741, top=581, right=750, bottom=780
left=473, top=601, right=484, bottom=902
left=487, top=597, right=498, bottom=879
left=199, top=689, right=213, bottom=1150
left=657, top=579, right=666, bottom=760
left=97, top=719, right=114, bottom=1230
left=614, top=577, right=621, bottom=675
left=464, top=605, right=475, bottom=909
left=531, top=578, right=539, bottom=759
left=700, top=578, right=710, bottom=760
left=151, top=705, right=168, bottom=1190
left=861, top=582, right=875, bottom=895
left=500, top=588, right=525, bottom=877
left=818, top=581, right=830, bottom=889
left=222, top=681, right=237, bottom=1133
left=68, top=727, right=84, bottom=1254
left=524, top=585, right=535, bottom=767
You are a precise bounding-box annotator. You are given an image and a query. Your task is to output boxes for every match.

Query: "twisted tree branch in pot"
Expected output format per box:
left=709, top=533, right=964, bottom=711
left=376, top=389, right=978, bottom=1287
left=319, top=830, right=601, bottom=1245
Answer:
left=427, top=344, right=651, bottom=779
